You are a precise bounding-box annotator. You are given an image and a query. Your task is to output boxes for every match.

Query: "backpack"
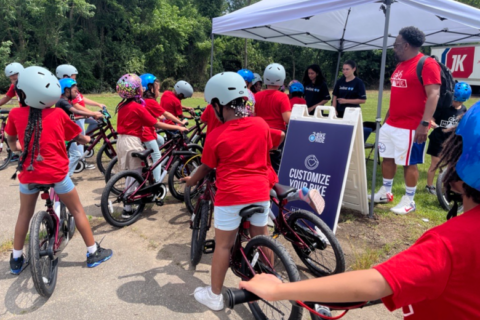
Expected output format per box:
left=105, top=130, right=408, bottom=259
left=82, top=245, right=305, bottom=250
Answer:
left=416, top=55, right=455, bottom=110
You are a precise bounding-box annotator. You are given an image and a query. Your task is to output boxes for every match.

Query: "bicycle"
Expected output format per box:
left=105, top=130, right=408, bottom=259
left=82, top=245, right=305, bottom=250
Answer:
left=189, top=171, right=303, bottom=319
left=186, top=106, right=206, bottom=146
left=27, top=183, right=76, bottom=297
left=67, top=107, right=118, bottom=174
left=226, top=288, right=383, bottom=320
left=0, top=109, right=13, bottom=170
left=100, top=133, right=202, bottom=227
left=186, top=178, right=345, bottom=277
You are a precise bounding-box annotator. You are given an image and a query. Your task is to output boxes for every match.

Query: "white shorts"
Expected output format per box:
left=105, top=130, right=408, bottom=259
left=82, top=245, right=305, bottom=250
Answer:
left=378, top=123, right=426, bottom=166
left=214, top=201, right=270, bottom=231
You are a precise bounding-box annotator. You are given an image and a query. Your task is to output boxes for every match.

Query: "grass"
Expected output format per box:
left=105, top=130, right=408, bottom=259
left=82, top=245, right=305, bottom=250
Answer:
left=0, top=239, right=14, bottom=253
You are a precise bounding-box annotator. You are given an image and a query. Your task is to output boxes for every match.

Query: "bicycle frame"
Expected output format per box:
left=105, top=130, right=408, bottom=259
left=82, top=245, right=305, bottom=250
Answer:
left=79, top=110, right=117, bottom=160
left=40, top=188, right=68, bottom=258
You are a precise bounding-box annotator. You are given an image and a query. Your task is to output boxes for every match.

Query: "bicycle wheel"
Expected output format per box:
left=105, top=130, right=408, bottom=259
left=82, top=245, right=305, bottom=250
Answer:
left=74, top=159, right=85, bottom=174
left=104, top=156, right=122, bottom=195
left=436, top=170, right=464, bottom=212
left=101, top=170, right=146, bottom=228
left=0, top=140, right=12, bottom=170
left=29, top=211, right=58, bottom=298
left=61, top=202, right=76, bottom=239
left=287, top=210, right=345, bottom=277
left=184, top=167, right=204, bottom=214
left=242, top=235, right=302, bottom=320
left=168, top=157, right=201, bottom=201
left=190, top=200, right=210, bottom=267
left=96, top=140, right=117, bottom=175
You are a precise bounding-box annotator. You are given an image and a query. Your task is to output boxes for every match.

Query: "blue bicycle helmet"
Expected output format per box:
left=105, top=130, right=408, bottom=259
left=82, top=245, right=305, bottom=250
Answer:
left=453, top=82, right=472, bottom=102
left=140, top=73, right=157, bottom=91
left=456, top=101, right=480, bottom=191
left=289, top=82, right=304, bottom=94
left=59, top=78, right=77, bottom=94
left=237, top=69, right=254, bottom=83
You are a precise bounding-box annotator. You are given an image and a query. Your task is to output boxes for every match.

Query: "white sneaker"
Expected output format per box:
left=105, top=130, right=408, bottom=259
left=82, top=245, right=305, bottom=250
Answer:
left=390, top=195, right=416, bottom=215
left=306, top=189, right=325, bottom=214
left=85, top=163, right=96, bottom=170
left=194, top=286, right=224, bottom=311
left=369, top=186, right=394, bottom=203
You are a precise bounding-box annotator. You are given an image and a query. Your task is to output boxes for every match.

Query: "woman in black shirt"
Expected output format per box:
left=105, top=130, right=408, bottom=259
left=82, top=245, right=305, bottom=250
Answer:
left=302, top=64, right=330, bottom=115
left=332, top=60, right=367, bottom=118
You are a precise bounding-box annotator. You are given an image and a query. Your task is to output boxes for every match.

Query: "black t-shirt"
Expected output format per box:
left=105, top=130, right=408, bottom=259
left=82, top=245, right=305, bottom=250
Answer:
left=55, top=98, right=74, bottom=118
left=332, top=77, right=367, bottom=113
left=303, top=80, right=331, bottom=115
left=429, top=104, right=467, bottom=143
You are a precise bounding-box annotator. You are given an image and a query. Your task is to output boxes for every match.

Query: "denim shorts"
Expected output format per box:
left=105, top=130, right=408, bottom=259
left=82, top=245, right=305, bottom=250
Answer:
left=19, top=175, right=75, bottom=195
left=214, top=201, right=270, bottom=231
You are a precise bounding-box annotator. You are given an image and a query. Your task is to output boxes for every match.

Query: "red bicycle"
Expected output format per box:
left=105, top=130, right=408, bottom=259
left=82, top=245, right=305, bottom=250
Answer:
left=0, top=109, right=13, bottom=170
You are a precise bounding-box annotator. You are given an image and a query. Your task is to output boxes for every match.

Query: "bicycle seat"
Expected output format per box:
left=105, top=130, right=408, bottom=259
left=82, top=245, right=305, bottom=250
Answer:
left=131, top=149, right=154, bottom=160
left=28, top=183, right=55, bottom=191
left=239, top=205, right=265, bottom=219
left=273, top=183, right=296, bottom=200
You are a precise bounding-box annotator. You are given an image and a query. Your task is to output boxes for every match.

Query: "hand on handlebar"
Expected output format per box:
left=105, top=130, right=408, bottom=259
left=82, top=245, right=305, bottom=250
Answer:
left=76, top=134, right=91, bottom=145
left=182, top=119, right=189, bottom=125
left=93, top=111, right=104, bottom=120
left=178, top=126, right=189, bottom=132
left=239, top=273, right=282, bottom=302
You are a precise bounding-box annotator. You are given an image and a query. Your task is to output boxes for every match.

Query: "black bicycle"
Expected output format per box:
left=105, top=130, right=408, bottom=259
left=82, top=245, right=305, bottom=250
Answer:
left=0, top=109, right=13, bottom=170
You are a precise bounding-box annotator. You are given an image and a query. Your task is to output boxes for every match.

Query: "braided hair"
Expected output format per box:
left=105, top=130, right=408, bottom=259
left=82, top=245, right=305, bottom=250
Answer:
left=11, top=86, right=44, bottom=180
left=436, top=125, right=480, bottom=219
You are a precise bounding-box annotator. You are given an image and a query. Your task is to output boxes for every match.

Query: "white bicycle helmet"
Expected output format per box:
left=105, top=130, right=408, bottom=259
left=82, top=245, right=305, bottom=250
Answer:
left=204, top=72, right=248, bottom=105
left=5, top=62, right=24, bottom=77
left=17, top=66, right=61, bottom=109
left=263, top=63, right=286, bottom=86
left=56, top=64, right=78, bottom=79
left=252, top=73, right=263, bottom=85
left=174, top=81, right=194, bottom=98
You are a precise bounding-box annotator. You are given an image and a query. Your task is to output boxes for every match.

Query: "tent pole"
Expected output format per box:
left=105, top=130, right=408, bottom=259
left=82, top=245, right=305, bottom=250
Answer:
left=210, top=33, right=214, bottom=78
left=333, top=50, right=342, bottom=89
left=369, top=0, right=392, bottom=218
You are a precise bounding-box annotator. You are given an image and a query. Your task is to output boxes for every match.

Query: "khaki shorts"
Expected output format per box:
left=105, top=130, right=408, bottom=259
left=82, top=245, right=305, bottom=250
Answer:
left=117, top=134, right=144, bottom=170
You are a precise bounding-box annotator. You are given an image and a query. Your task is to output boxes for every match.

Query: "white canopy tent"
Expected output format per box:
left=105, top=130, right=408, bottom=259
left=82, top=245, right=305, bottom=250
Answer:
left=211, top=0, right=480, bottom=217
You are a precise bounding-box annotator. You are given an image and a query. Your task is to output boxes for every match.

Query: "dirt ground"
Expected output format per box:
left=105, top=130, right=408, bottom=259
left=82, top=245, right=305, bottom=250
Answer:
left=0, top=161, right=403, bottom=319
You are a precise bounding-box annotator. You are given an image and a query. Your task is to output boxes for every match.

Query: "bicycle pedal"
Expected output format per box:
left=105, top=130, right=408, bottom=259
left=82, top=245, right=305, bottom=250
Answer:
left=203, top=239, right=215, bottom=254
left=155, top=200, right=164, bottom=206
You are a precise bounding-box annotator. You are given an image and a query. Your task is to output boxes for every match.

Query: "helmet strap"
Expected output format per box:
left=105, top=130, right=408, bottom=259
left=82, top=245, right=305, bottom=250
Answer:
left=212, top=102, right=225, bottom=123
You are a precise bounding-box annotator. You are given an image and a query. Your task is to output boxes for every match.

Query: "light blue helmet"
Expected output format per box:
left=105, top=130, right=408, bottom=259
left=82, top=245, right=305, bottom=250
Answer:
left=140, top=73, right=157, bottom=91
left=453, top=82, right=472, bottom=102
left=289, top=82, right=304, bottom=94
left=59, top=78, right=77, bottom=94
left=455, top=101, right=480, bottom=191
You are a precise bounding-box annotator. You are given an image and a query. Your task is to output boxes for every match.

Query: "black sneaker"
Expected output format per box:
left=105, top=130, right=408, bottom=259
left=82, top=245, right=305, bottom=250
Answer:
left=425, top=185, right=436, bottom=195
left=10, top=253, right=24, bottom=275
left=10, top=154, right=19, bottom=162
left=86, top=243, right=112, bottom=268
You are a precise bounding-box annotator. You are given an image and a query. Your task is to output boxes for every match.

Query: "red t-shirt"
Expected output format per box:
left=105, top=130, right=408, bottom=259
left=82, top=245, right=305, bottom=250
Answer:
left=200, top=104, right=223, bottom=135
left=387, top=53, right=441, bottom=130
left=202, top=117, right=272, bottom=206
left=6, top=83, right=16, bottom=98
left=373, top=205, right=480, bottom=319
left=160, top=91, right=182, bottom=124
left=141, top=98, right=166, bottom=142
left=289, top=96, right=307, bottom=109
left=117, top=101, right=158, bottom=138
left=5, top=107, right=81, bottom=184
left=267, top=128, right=283, bottom=188
left=255, top=90, right=292, bottom=131
left=70, top=92, right=86, bottom=107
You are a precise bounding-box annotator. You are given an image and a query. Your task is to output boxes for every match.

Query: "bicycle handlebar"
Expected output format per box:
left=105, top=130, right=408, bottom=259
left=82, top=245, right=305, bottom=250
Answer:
left=0, top=109, right=10, bottom=114
left=226, top=289, right=260, bottom=309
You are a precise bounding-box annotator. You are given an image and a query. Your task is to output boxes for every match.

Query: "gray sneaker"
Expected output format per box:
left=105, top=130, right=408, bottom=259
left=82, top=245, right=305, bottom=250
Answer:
left=425, top=185, right=436, bottom=195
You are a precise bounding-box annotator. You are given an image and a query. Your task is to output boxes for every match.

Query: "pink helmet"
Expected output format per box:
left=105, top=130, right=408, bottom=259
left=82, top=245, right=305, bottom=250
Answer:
left=116, top=73, right=142, bottom=99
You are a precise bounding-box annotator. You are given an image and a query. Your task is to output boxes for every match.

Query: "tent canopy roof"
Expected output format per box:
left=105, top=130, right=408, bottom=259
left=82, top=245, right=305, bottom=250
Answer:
left=212, top=0, right=480, bottom=52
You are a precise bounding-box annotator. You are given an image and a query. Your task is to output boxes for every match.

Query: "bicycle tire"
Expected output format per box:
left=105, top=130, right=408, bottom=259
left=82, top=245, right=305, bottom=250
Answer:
left=101, top=170, right=146, bottom=228
left=74, top=159, right=85, bottom=174
left=184, top=167, right=202, bottom=214
left=436, top=170, right=464, bottom=212
left=104, top=156, right=121, bottom=195
left=61, top=203, right=76, bottom=239
left=242, top=235, right=302, bottom=320
left=29, top=211, right=58, bottom=298
left=287, top=210, right=345, bottom=277
left=168, top=157, right=201, bottom=201
left=190, top=200, right=210, bottom=267
left=96, top=140, right=117, bottom=175
left=0, top=140, right=12, bottom=170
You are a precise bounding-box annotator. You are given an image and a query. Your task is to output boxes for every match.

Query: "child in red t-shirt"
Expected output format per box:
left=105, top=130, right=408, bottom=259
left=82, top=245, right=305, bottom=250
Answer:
left=240, top=102, right=480, bottom=320
left=6, top=66, right=112, bottom=274
left=140, top=74, right=188, bottom=182
left=160, top=81, right=195, bottom=125
left=0, top=62, right=23, bottom=109
left=288, top=81, right=307, bottom=109
left=200, top=104, right=223, bottom=135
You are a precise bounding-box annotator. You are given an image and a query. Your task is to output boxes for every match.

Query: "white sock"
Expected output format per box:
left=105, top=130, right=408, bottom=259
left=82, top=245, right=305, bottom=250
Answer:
left=383, top=178, right=394, bottom=193
left=208, top=287, right=222, bottom=299
left=13, top=249, right=23, bottom=259
left=87, top=243, right=98, bottom=255
left=405, top=186, right=416, bottom=201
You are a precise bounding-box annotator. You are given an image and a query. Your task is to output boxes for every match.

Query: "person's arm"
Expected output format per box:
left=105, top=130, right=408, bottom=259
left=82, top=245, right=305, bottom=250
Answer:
left=153, top=120, right=188, bottom=132
left=336, top=98, right=366, bottom=105
left=240, top=269, right=392, bottom=303
left=383, top=109, right=390, bottom=124
left=0, top=95, right=12, bottom=106
left=282, top=111, right=291, bottom=124
left=415, top=84, right=440, bottom=144
left=182, top=164, right=212, bottom=187
left=71, top=105, right=103, bottom=119
left=6, top=134, right=20, bottom=152
left=307, top=100, right=329, bottom=114
left=163, top=111, right=188, bottom=125
left=73, top=134, right=91, bottom=145
left=83, top=97, right=105, bottom=109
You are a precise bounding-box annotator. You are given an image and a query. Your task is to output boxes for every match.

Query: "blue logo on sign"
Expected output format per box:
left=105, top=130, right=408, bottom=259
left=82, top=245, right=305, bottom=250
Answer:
left=309, top=134, right=316, bottom=142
